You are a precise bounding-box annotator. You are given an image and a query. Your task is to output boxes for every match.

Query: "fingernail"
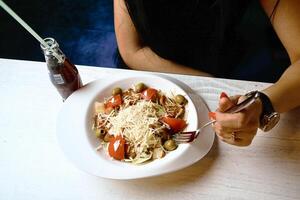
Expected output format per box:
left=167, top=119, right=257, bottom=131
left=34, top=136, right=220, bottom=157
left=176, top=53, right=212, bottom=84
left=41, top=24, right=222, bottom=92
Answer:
left=220, top=92, right=228, bottom=99
left=208, top=112, right=216, bottom=120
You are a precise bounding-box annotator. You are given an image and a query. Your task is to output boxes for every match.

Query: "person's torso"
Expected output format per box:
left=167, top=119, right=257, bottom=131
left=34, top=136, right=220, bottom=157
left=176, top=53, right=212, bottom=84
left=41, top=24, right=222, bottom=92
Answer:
left=136, top=0, right=290, bottom=82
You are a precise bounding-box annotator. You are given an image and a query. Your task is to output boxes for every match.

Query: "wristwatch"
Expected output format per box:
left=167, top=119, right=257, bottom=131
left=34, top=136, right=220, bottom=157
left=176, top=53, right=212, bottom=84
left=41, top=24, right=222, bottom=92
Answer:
left=255, top=91, right=280, bottom=132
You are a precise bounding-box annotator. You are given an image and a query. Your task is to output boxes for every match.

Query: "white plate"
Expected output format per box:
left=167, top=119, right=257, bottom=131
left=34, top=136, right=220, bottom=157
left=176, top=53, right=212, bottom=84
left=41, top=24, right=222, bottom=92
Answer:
left=57, top=73, right=214, bottom=179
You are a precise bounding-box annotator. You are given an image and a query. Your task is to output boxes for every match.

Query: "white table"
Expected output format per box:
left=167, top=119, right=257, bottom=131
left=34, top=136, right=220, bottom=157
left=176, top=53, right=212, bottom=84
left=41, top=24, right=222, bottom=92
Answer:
left=1, top=58, right=299, bottom=200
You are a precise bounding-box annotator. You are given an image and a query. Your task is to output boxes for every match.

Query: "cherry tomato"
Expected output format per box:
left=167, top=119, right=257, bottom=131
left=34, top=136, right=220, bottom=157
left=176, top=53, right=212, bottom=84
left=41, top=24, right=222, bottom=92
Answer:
left=105, top=94, right=123, bottom=109
left=162, top=117, right=187, bottom=133
left=108, top=135, right=125, bottom=160
left=141, top=88, right=158, bottom=101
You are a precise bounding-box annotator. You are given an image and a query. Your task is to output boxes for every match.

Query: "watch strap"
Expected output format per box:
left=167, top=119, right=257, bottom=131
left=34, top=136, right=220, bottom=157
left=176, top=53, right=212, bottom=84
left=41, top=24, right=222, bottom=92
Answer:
left=258, top=92, right=275, bottom=117
left=258, top=91, right=281, bottom=132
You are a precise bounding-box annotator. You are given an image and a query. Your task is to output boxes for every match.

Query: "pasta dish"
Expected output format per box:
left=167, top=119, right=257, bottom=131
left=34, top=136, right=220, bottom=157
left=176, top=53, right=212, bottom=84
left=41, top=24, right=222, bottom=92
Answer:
left=92, top=83, right=188, bottom=164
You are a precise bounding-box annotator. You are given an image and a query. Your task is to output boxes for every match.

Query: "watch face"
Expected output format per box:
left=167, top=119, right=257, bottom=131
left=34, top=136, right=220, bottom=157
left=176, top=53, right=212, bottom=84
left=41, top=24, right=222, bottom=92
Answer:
left=261, top=112, right=280, bottom=132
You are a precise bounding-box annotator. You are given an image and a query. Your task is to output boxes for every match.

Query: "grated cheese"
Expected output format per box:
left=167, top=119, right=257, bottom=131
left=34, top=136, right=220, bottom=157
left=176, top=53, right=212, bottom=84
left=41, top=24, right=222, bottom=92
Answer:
left=108, top=100, right=163, bottom=160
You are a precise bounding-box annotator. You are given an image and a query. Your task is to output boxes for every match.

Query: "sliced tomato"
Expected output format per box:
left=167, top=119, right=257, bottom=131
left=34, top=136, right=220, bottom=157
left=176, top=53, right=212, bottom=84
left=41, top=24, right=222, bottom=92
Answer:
left=108, top=135, right=125, bottom=160
left=162, top=117, right=187, bottom=133
left=141, top=88, right=158, bottom=101
left=105, top=94, right=123, bottom=109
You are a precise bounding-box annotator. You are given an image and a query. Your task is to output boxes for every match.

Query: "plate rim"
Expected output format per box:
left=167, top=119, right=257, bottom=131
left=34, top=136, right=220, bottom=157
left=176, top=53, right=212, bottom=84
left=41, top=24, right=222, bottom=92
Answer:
left=56, top=73, right=215, bottom=179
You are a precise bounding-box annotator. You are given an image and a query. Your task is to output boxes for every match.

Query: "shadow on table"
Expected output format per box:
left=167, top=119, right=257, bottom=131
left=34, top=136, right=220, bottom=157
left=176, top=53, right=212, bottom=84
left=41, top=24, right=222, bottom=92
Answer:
left=114, top=137, right=220, bottom=191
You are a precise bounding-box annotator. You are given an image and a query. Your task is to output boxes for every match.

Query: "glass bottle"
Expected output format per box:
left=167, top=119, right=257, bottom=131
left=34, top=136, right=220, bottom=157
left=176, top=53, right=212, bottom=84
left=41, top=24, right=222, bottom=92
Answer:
left=41, top=38, right=82, bottom=101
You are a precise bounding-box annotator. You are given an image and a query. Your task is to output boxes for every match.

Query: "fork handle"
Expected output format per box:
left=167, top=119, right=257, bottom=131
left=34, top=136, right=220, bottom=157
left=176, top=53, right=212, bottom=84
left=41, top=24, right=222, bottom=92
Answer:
left=224, top=91, right=260, bottom=114
left=202, top=92, right=259, bottom=131
left=201, top=120, right=216, bottom=129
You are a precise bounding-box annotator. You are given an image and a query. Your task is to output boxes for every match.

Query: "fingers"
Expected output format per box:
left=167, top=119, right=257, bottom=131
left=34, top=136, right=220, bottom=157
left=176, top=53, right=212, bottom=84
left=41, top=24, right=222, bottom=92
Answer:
left=212, top=117, right=257, bottom=148
left=215, top=129, right=256, bottom=140
left=210, top=91, right=261, bottom=147
left=217, top=130, right=257, bottom=147
left=215, top=95, right=261, bottom=130
left=218, top=92, right=241, bottom=112
left=212, top=122, right=258, bottom=133
left=213, top=121, right=242, bottom=134
left=218, top=92, right=233, bottom=112
left=215, top=112, right=258, bottom=130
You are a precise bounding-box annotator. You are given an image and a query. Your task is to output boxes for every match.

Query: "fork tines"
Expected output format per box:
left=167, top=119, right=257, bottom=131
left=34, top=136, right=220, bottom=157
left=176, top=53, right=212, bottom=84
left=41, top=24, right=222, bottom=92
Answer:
left=172, top=131, right=196, bottom=143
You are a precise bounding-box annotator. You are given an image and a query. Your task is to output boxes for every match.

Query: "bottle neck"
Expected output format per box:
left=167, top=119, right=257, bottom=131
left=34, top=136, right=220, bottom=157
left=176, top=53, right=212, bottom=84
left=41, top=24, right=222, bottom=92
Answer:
left=41, top=38, right=66, bottom=69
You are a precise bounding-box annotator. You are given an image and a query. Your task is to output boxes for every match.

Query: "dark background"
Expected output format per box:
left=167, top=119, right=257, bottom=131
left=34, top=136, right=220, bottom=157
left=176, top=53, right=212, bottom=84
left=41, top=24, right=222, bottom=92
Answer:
left=0, top=0, right=291, bottom=82
left=0, top=0, right=118, bottom=67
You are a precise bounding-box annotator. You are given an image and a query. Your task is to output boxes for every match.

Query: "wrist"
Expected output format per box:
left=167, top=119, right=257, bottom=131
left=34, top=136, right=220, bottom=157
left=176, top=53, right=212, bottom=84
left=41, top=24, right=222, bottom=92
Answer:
left=257, top=91, right=280, bottom=132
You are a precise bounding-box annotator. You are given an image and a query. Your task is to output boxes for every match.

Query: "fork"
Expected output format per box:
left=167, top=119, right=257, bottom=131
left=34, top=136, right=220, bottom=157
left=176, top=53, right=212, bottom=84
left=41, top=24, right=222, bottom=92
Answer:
left=172, top=91, right=260, bottom=144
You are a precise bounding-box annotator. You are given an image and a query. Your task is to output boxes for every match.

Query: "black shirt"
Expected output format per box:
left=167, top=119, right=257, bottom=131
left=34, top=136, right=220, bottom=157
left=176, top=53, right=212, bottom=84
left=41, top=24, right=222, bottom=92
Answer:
left=126, top=0, right=290, bottom=82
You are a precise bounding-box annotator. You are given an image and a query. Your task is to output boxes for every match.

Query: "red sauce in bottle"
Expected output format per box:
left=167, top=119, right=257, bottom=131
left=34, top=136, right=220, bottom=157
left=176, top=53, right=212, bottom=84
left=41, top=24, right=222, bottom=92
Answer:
left=41, top=38, right=82, bottom=100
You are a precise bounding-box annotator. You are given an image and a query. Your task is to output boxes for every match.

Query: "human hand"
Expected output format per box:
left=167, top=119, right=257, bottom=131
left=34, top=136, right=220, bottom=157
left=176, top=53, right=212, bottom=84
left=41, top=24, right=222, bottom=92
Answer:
left=209, top=92, right=263, bottom=146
